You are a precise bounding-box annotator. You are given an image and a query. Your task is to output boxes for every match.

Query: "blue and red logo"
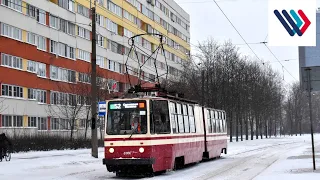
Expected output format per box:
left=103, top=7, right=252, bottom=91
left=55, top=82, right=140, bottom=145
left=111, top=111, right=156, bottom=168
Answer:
left=274, top=10, right=311, bottom=36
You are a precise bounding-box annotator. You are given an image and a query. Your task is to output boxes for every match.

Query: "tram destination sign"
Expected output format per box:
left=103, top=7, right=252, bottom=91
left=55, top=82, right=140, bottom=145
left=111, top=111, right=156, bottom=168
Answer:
left=109, top=101, right=146, bottom=110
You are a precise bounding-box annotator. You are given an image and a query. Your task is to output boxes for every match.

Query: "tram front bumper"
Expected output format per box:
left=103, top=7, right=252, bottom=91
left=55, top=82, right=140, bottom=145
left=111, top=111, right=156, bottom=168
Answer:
left=103, top=158, right=155, bottom=165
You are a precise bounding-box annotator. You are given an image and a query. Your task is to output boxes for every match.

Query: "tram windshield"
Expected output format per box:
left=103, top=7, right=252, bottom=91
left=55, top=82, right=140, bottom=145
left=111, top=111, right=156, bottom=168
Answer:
left=106, top=100, right=147, bottom=135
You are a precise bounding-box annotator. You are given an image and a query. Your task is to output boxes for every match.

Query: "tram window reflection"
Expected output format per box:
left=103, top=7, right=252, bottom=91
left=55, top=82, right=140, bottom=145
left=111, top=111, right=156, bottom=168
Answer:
left=150, top=100, right=170, bottom=134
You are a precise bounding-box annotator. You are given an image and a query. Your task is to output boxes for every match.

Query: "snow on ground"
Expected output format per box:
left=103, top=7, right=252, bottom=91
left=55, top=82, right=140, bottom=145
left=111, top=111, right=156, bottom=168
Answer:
left=0, top=134, right=319, bottom=180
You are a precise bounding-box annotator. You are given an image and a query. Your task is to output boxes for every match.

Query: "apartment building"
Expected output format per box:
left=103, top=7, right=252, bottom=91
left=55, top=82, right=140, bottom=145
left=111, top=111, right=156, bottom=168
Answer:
left=0, top=0, right=191, bottom=136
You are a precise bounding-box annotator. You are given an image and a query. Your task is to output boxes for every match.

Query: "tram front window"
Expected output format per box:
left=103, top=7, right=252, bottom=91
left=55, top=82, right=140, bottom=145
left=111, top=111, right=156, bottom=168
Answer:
left=106, top=101, right=147, bottom=135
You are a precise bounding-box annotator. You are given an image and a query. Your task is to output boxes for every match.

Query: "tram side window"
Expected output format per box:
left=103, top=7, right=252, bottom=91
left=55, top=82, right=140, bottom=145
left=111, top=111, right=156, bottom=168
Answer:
left=150, top=100, right=170, bottom=134
left=223, top=112, right=227, bottom=133
left=169, top=102, right=177, bottom=133
left=188, top=105, right=196, bottom=133
left=217, top=112, right=221, bottom=133
left=215, top=111, right=219, bottom=133
left=182, top=104, right=190, bottom=133
left=221, top=113, right=224, bottom=132
left=211, top=110, right=216, bottom=133
left=206, top=109, right=212, bottom=133
left=176, top=103, right=185, bottom=133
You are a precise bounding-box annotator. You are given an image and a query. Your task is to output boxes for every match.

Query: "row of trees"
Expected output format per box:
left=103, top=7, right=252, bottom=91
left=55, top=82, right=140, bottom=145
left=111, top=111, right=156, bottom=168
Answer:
left=165, top=38, right=318, bottom=141
left=282, top=82, right=320, bottom=135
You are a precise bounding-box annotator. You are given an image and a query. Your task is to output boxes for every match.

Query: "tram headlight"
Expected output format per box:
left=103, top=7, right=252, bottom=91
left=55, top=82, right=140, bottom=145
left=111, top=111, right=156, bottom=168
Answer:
left=139, top=147, right=144, bottom=153
left=109, top=148, right=114, bottom=153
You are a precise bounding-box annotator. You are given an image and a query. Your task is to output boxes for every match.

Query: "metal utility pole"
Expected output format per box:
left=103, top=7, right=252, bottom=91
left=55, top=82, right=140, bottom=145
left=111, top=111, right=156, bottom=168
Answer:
left=306, top=68, right=316, bottom=170
left=201, top=69, right=205, bottom=106
left=91, top=5, right=98, bottom=158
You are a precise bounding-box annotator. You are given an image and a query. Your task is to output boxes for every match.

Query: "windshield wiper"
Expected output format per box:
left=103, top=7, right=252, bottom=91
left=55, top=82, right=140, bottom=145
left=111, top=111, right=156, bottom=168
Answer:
left=128, top=126, right=138, bottom=139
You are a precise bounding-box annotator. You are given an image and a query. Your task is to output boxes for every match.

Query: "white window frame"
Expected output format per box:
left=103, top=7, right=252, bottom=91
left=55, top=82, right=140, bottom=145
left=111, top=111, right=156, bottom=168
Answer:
left=0, top=23, right=22, bottom=41
left=1, top=0, right=22, bottom=12
left=1, top=84, right=23, bottom=98
left=1, top=53, right=22, bottom=70
left=77, top=26, right=90, bottom=40
left=78, top=49, right=91, bottom=62
left=49, top=14, right=60, bottom=29
left=27, top=60, right=46, bottom=78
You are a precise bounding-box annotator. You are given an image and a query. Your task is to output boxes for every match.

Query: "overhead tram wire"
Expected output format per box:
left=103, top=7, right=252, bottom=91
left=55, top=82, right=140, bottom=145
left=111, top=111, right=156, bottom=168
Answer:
left=10, top=0, right=267, bottom=61
left=210, top=0, right=298, bottom=83
left=262, top=43, right=298, bottom=81
left=10, top=1, right=297, bottom=83
left=210, top=0, right=265, bottom=65
left=4, top=2, right=162, bottom=85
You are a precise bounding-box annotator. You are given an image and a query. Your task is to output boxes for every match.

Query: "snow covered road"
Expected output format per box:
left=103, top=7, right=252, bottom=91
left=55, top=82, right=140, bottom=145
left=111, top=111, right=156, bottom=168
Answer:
left=0, top=135, right=319, bottom=180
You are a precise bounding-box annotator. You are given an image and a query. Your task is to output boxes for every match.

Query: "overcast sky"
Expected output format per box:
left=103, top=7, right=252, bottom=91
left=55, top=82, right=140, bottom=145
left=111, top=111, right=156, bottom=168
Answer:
left=175, top=0, right=320, bottom=88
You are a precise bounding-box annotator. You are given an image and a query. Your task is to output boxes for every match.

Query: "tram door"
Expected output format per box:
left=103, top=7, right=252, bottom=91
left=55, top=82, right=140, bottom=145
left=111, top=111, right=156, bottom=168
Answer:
left=150, top=100, right=172, bottom=169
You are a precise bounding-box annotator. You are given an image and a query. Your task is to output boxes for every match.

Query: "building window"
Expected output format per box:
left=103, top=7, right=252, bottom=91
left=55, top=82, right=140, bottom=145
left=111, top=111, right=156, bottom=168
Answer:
left=77, top=26, right=90, bottom=40
left=50, top=65, right=76, bottom=83
left=77, top=4, right=89, bottom=17
left=51, top=118, right=59, bottom=130
left=27, top=60, right=46, bottom=77
left=0, top=23, right=22, bottom=41
left=1, top=115, right=23, bottom=127
left=38, top=117, right=47, bottom=130
left=49, top=14, right=60, bottom=29
left=27, top=32, right=36, bottom=45
left=28, top=117, right=37, bottom=127
left=124, top=28, right=134, bottom=38
left=1, top=0, right=22, bottom=12
left=26, top=4, right=36, bottom=18
left=58, top=0, right=74, bottom=12
left=28, top=88, right=47, bottom=103
left=96, top=56, right=104, bottom=68
left=96, top=14, right=105, bottom=27
left=37, top=35, right=46, bottom=51
left=108, top=60, right=115, bottom=71
left=1, top=84, right=23, bottom=98
left=1, top=53, right=22, bottom=70
left=37, top=9, right=46, bottom=25
left=78, top=49, right=90, bottom=62
left=50, top=91, right=77, bottom=107
left=123, top=10, right=135, bottom=23
left=96, top=34, right=104, bottom=47
left=78, top=72, right=91, bottom=84
left=59, top=19, right=75, bottom=36
left=50, top=40, right=75, bottom=59
left=106, top=18, right=118, bottom=34
left=107, top=1, right=122, bottom=17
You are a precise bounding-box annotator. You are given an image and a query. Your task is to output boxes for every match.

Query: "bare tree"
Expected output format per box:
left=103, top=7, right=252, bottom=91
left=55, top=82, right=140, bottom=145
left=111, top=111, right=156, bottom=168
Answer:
left=165, top=37, right=286, bottom=142
left=46, top=81, right=91, bottom=141
left=0, top=98, right=6, bottom=113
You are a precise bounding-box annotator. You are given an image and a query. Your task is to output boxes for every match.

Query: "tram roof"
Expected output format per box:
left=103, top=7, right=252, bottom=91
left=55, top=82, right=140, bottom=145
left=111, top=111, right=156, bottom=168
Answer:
left=106, top=96, right=225, bottom=112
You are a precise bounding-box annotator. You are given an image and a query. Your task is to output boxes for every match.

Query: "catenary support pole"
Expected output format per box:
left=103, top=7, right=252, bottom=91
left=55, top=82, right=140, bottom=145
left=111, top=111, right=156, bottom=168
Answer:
left=91, top=5, right=98, bottom=158
left=306, top=68, right=316, bottom=170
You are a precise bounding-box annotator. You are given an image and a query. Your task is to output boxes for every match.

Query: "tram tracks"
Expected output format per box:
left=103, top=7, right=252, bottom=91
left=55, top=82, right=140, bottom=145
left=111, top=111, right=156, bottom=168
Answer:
left=193, top=141, right=305, bottom=180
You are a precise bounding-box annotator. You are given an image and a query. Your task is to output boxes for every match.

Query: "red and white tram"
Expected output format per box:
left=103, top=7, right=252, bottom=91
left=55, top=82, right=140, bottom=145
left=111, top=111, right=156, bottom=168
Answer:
left=102, top=93, right=227, bottom=175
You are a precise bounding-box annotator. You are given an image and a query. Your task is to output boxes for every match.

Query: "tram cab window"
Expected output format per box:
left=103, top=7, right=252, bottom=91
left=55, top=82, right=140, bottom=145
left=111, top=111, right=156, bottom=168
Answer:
left=150, top=100, right=170, bottom=134
left=106, top=101, right=147, bottom=135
